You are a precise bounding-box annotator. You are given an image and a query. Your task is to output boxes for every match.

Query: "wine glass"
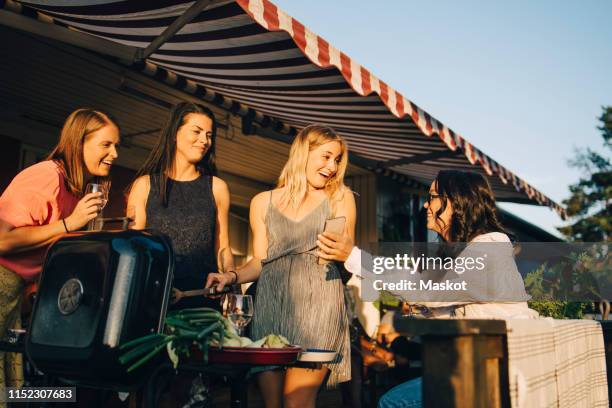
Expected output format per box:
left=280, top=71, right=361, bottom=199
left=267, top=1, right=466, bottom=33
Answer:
left=85, top=182, right=109, bottom=231
left=227, top=294, right=253, bottom=337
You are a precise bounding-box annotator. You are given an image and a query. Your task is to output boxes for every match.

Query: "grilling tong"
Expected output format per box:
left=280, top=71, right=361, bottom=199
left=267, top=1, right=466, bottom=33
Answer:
left=170, top=286, right=231, bottom=304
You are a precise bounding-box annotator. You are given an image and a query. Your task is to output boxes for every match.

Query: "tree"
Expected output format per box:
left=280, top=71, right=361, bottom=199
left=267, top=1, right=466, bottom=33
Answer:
left=558, top=106, right=612, bottom=242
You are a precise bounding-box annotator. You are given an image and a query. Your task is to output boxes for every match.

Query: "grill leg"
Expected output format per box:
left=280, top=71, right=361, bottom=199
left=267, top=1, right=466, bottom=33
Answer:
left=144, top=364, right=172, bottom=408
left=229, top=370, right=249, bottom=408
left=38, top=374, right=54, bottom=408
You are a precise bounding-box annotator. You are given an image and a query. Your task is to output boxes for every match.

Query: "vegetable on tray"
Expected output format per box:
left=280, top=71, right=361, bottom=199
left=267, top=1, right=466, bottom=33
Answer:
left=118, top=307, right=291, bottom=372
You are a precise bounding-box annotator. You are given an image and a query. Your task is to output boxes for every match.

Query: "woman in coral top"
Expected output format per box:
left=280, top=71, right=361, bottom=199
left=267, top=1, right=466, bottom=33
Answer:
left=0, top=108, right=119, bottom=396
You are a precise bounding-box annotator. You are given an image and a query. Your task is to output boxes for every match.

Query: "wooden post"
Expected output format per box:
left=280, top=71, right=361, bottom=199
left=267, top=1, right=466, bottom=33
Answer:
left=394, top=318, right=509, bottom=408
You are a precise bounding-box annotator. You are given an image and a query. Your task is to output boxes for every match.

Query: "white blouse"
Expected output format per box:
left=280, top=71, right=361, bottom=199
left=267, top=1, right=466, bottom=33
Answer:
left=344, top=232, right=539, bottom=319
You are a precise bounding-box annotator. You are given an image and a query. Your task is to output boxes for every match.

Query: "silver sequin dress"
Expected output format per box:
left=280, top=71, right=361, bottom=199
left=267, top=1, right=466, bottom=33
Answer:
left=251, top=194, right=350, bottom=387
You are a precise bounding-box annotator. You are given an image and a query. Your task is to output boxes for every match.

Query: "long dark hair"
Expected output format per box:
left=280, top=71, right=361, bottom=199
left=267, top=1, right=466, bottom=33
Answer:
left=432, top=170, right=511, bottom=242
left=133, top=102, right=217, bottom=207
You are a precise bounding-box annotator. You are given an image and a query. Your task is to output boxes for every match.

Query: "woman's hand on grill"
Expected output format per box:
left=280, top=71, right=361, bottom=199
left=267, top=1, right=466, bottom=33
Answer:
left=65, top=192, right=104, bottom=231
left=205, top=272, right=233, bottom=293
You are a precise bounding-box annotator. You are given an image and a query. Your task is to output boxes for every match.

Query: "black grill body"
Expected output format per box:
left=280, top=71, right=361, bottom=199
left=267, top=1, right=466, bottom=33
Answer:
left=26, top=230, right=173, bottom=388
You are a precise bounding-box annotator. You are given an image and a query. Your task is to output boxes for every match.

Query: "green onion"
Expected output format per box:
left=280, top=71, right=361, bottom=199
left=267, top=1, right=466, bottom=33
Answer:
left=118, top=333, right=164, bottom=351
left=119, top=337, right=167, bottom=364
left=126, top=337, right=175, bottom=373
left=196, top=321, right=223, bottom=341
left=118, top=307, right=229, bottom=371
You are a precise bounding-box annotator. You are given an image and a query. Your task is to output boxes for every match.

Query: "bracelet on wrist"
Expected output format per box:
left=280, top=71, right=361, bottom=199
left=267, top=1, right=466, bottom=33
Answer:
left=61, top=218, right=69, bottom=233
left=228, top=270, right=238, bottom=284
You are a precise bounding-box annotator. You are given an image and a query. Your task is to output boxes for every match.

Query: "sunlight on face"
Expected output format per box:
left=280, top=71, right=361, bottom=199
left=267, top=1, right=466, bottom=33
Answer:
left=82, top=123, right=120, bottom=177
left=305, top=141, right=342, bottom=189
left=423, top=180, right=453, bottom=237
left=175, top=113, right=213, bottom=165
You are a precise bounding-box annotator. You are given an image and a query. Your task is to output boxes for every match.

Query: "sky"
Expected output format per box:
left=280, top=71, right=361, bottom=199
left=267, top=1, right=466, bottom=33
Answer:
left=272, top=0, right=612, bottom=238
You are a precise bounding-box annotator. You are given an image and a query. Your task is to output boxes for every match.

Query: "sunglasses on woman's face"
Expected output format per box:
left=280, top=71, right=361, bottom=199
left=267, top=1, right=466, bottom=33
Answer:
left=426, top=193, right=441, bottom=205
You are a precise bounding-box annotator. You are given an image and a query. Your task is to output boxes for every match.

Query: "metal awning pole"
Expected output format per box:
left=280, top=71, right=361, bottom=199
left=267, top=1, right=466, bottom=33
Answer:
left=138, top=0, right=222, bottom=61
left=377, top=149, right=461, bottom=169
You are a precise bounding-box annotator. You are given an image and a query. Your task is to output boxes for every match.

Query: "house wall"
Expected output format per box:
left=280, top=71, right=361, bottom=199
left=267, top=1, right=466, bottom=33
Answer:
left=345, top=174, right=378, bottom=247
left=0, top=134, right=21, bottom=192
left=375, top=176, right=429, bottom=243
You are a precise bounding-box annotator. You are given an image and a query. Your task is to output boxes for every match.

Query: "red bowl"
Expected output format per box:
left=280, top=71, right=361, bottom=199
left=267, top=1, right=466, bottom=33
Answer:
left=191, top=346, right=302, bottom=365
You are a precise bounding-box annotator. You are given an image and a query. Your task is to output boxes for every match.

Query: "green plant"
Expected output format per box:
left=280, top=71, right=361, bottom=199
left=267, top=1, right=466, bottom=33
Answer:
left=373, top=290, right=402, bottom=311
left=527, top=300, right=590, bottom=319
left=559, top=106, right=611, bottom=242
left=524, top=248, right=608, bottom=318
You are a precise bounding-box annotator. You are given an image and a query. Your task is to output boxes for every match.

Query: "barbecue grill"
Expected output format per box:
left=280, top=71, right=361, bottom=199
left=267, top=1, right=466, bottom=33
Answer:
left=25, top=229, right=174, bottom=388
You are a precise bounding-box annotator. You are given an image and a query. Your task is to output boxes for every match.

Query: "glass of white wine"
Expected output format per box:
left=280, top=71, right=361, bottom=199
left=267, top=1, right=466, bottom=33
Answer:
left=227, top=294, right=253, bottom=337
left=85, top=182, right=109, bottom=231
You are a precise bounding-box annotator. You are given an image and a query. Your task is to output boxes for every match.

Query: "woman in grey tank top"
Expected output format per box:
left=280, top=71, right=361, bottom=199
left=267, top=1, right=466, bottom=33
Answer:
left=207, top=124, right=356, bottom=408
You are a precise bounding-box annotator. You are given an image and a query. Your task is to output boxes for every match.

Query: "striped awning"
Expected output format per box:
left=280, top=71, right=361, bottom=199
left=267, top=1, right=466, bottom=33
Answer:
left=6, top=0, right=565, bottom=217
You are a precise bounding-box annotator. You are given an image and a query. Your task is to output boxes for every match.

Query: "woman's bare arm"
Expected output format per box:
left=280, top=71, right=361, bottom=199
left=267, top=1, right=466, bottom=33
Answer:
left=126, top=175, right=149, bottom=230
left=205, top=191, right=270, bottom=289
left=0, top=219, right=68, bottom=255
left=233, top=191, right=269, bottom=283
left=0, top=193, right=103, bottom=255
left=315, top=188, right=357, bottom=262
left=212, top=176, right=235, bottom=274
left=337, top=188, right=356, bottom=240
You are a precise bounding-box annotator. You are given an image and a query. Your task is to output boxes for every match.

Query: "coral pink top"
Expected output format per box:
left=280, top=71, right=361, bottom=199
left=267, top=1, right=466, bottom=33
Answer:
left=0, top=160, right=79, bottom=281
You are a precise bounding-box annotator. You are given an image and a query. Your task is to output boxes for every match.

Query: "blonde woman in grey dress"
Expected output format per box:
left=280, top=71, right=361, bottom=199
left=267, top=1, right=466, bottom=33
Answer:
left=206, top=124, right=356, bottom=408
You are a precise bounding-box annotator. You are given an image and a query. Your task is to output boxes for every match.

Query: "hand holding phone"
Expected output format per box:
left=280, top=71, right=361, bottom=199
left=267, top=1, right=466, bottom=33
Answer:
left=319, top=216, right=346, bottom=265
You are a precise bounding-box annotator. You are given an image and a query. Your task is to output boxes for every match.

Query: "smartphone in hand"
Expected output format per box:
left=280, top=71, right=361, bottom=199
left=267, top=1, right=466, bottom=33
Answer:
left=318, top=216, right=346, bottom=265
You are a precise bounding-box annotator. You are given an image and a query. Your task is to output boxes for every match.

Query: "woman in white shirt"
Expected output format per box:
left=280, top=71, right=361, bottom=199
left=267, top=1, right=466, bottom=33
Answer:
left=317, top=170, right=537, bottom=407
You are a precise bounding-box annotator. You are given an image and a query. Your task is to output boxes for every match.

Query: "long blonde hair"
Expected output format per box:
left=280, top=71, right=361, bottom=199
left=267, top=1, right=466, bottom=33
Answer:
left=47, top=108, right=117, bottom=196
left=277, top=124, right=349, bottom=212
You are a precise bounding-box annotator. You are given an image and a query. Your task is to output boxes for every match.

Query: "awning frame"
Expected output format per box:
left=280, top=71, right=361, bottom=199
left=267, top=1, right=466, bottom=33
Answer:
left=0, top=0, right=566, bottom=217
left=0, top=5, right=139, bottom=61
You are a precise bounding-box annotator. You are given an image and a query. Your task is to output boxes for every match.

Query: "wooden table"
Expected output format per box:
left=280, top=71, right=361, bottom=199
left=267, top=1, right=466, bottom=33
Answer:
left=393, top=317, right=509, bottom=408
